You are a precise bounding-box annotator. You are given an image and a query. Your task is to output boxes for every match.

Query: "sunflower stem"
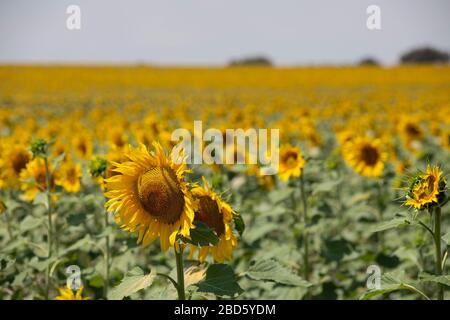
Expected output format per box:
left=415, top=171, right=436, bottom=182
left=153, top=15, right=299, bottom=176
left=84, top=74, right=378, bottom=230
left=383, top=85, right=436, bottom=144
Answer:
left=300, top=175, right=309, bottom=282
left=376, top=180, right=385, bottom=248
left=43, top=156, right=53, bottom=300
left=433, top=206, right=444, bottom=300
left=175, top=244, right=186, bottom=300
left=104, top=209, right=111, bottom=300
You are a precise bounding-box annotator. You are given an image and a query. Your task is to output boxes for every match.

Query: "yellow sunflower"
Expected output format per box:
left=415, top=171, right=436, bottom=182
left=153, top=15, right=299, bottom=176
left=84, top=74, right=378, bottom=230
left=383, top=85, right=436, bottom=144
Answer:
left=0, top=143, right=31, bottom=188
left=278, top=144, right=305, bottom=182
left=188, top=177, right=238, bottom=263
left=104, top=142, right=194, bottom=251
left=55, top=285, right=90, bottom=300
left=72, top=133, right=93, bottom=160
left=398, top=117, right=424, bottom=151
left=343, top=137, right=387, bottom=178
left=405, top=165, right=445, bottom=210
left=19, top=158, right=58, bottom=201
left=56, top=162, right=81, bottom=193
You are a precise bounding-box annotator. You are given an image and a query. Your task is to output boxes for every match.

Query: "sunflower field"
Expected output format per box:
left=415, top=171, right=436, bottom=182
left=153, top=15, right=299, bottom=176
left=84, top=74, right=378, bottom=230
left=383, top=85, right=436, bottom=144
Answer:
left=0, top=65, right=449, bottom=300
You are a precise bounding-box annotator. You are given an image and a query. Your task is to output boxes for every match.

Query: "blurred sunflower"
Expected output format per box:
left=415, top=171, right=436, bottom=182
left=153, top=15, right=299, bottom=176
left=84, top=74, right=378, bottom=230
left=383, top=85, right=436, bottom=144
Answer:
left=398, top=117, right=424, bottom=151
left=405, top=165, right=446, bottom=210
left=104, top=142, right=194, bottom=251
left=278, top=144, right=305, bottom=181
left=72, top=133, right=93, bottom=160
left=20, top=158, right=57, bottom=201
left=56, top=162, right=81, bottom=193
left=343, top=137, right=387, bottom=178
left=55, top=286, right=90, bottom=300
left=0, top=144, right=31, bottom=188
left=189, top=177, right=237, bottom=263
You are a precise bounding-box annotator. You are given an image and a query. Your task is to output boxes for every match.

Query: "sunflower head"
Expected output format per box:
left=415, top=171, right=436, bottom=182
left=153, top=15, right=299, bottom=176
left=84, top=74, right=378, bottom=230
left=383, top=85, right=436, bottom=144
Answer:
left=104, top=142, right=194, bottom=251
left=188, top=177, right=238, bottom=263
left=20, top=158, right=58, bottom=201
left=343, top=137, right=387, bottom=178
left=89, top=156, right=108, bottom=178
left=30, top=139, right=49, bottom=158
left=278, top=144, right=305, bottom=182
left=405, top=165, right=447, bottom=210
left=55, top=285, right=90, bottom=300
left=55, top=161, right=81, bottom=193
left=0, top=143, right=31, bottom=188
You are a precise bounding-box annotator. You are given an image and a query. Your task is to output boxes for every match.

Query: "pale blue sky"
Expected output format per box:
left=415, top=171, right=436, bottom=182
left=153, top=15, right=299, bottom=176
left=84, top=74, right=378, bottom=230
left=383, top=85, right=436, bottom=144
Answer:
left=0, top=0, right=449, bottom=65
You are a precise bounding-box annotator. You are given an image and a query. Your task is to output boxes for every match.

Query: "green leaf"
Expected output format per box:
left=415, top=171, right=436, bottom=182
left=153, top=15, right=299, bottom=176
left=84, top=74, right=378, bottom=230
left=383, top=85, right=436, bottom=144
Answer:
left=247, top=259, right=311, bottom=287
left=369, top=217, right=411, bottom=233
left=89, top=274, right=105, bottom=288
left=52, top=152, right=65, bottom=169
left=66, top=212, right=87, bottom=226
left=442, top=232, right=450, bottom=245
left=268, top=187, right=294, bottom=204
left=418, top=272, right=450, bottom=287
left=59, top=235, right=92, bottom=257
left=244, top=223, right=277, bottom=244
left=312, top=180, right=341, bottom=196
left=359, top=284, right=404, bottom=300
left=183, top=221, right=219, bottom=247
left=195, top=264, right=243, bottom=297
left=360, top=272, right=430, bottom=300
left=33, top=192, right=49, bottom=210
left=19, top=216, right=44, bottom=233
left=108, top=267, right=155, bottom=300
left=232, top=211, right=245, bottom=236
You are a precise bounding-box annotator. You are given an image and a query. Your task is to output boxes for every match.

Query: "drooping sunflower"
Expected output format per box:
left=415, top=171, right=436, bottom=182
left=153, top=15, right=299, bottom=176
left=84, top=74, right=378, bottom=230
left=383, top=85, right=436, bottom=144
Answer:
left=188, top=177, right=237, bottom=263
left=405, top=165, right=446, bottom=210
left=278, top=144, right=305, bottom=182
left=55, top=285, right=90, bottom=300
left=104, top=142, right=194, bottom=251
left=343, top=137, right=387, bottom=178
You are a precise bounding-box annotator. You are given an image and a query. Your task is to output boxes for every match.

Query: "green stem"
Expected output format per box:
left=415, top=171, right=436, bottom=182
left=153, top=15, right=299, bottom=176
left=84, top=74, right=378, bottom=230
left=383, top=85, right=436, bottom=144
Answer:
left=104, top=210, right=110, bottom=300
left=3, top=209, right=14, bottom=241
left=433, top=207, right=444, bottom=300
left=300, top=175, right=309, bottom=281
left=156, top=273, right=178, bottom=289
left=44, top=157, right=53, bottom=300
left=376, top=180, right=385, bottom=248
left=174, top=244, right=186, bottom=300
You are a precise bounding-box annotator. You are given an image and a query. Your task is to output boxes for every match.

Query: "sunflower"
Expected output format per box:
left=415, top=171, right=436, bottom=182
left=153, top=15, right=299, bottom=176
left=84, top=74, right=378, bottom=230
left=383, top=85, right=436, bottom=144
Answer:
left=405, top=165, right=446, bottom=210
left=104, top=142, right=194, bottom=251
left=398, top=117, right=424, bottom=151
left=56, top=162, right=81, bottom=193
left=278, top=144, right=305, bottom=182
left=188, top=177, right=237, bottom=263
left=0, top=143, right=31, bottom=188
left=72, top=133, right=93, bottom=160
left=440, top=128, right=450, bottom=151
left=55, top=285, right=90, bottom=300
left=19, top=158, right=57, bottom=201
left=343, top=137, right=387, bottom=178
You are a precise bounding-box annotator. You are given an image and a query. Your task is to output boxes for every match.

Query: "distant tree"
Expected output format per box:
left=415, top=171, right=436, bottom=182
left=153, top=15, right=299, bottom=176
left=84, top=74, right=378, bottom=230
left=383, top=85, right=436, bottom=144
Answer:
left=400, top=47, right=449, bottom=64
left=229, top=56, right=273, bottom=67
left=358, top=57, right=380, bottom=66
